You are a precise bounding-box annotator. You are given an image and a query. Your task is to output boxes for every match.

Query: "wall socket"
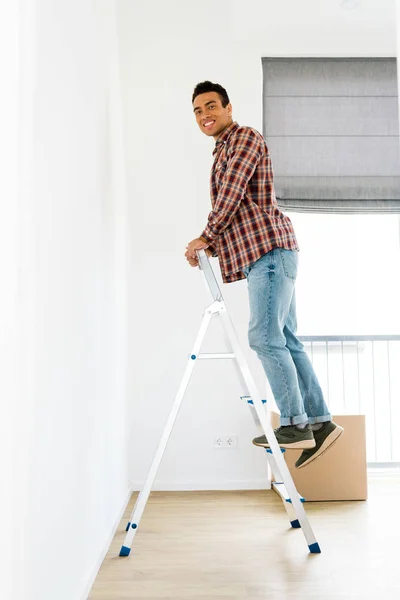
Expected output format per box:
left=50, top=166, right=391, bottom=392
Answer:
left=214, top=435, right=237, bottom=449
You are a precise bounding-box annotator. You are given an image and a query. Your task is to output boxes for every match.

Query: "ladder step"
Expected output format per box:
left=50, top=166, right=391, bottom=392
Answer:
left=272, top=482, right=305, bottom=504
left=241, top=396, right=267, bottom=405
left=197, top=353, right=235, bottom=359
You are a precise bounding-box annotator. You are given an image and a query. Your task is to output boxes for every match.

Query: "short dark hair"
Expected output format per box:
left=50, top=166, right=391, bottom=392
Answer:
left=192, top=81, right=230, bottom=107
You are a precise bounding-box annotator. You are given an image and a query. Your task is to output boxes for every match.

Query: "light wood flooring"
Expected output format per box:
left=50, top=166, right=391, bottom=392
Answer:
left=88, top=476, right=400, bottom=599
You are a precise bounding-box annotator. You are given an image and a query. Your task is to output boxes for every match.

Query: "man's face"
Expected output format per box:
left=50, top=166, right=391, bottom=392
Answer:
left=193, top=92, right=233, bottom=139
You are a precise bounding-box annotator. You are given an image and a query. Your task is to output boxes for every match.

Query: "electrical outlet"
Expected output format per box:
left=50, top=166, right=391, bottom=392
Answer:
left=226, top=435, right=237, bottom=448
left=214, top=435, right=237, bottom=448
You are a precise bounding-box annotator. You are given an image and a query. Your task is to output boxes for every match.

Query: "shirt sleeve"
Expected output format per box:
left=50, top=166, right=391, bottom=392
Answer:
left=200, top=128, right=263, bottom=245
left=206, top=240, right=218, bottom=257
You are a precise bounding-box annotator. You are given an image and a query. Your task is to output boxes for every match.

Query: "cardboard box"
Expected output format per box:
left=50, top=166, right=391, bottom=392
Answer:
left=270, top=412, right=367, bottom=501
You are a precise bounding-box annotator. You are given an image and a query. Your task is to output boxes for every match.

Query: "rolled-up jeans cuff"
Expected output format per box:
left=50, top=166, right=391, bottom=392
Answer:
left=308, top=415, right=331, bottom=425
left=280, top=413, right=308, bottom=426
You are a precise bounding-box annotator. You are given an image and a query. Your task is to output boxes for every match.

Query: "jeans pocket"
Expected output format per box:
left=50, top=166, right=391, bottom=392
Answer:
left=279, top=249, right=298, bottom=280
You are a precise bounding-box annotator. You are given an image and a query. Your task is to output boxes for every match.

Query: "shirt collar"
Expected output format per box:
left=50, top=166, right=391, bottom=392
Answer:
left=212, top=121, right=239, bottom=155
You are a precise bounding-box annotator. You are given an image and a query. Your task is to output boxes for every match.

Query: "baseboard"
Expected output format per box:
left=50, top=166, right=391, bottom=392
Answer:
left=80, top=485, right=133, bottom=600
left=131, top=479, right=272, bottom=491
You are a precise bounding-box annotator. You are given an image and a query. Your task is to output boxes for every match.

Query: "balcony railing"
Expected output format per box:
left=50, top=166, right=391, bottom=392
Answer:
left=298, top=335, right=400, bottom=466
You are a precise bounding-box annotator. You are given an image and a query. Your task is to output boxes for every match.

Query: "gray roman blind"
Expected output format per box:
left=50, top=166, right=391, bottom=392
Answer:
left=262, top=58, right=400, bottom=213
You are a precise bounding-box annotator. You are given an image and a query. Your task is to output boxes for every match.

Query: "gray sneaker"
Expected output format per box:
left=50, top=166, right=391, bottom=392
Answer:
left=295, top=421, right=344, bottom=469
left=252, top=424, right=316, bottom=450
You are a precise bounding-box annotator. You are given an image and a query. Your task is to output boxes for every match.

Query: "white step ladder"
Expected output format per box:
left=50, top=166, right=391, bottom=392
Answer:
left=120, top=250, right=321, bottom=557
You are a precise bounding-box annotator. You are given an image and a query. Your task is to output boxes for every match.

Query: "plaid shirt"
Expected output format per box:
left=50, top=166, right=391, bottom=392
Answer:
left=200, top=122, right=299, bottom=283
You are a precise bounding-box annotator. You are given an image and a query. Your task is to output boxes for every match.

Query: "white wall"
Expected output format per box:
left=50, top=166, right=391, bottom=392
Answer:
left=7, top=1, right=131, bottom=599
left=0, top=1, right=20, bottom=598
left=117, top=0, right=397, bottom=491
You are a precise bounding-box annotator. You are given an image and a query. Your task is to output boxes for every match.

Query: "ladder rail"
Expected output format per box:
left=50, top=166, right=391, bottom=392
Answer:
left=218, top=305, right=319, bottom=551
left=120, top=309, right=213, bottom=555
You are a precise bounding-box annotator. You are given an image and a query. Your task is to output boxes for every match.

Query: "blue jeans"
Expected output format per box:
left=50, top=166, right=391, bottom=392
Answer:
left=243, top=249, right=331, bottom=426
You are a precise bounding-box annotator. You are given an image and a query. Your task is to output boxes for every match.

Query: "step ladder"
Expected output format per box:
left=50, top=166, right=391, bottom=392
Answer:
left=120, top=250, right=321, bottom=557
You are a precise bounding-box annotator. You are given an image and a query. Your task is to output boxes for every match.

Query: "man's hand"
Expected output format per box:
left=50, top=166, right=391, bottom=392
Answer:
left=185, top=237, right=212, bottom=267
left=186, top=237, right=208, bottom=259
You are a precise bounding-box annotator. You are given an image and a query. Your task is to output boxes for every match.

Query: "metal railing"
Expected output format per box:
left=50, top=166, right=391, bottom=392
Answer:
left=298, top=335, right=400, bottom=466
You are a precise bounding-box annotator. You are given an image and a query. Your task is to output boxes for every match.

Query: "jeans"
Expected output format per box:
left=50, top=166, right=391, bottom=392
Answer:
left=243, top=249, right=331, bottom=426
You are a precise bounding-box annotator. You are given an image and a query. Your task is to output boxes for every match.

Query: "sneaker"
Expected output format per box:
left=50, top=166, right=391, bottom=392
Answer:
left=295, top=421, right=344, bottom=469
left=252, top=424, right=316, bottom=450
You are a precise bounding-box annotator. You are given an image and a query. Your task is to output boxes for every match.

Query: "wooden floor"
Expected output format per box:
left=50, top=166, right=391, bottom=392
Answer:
left=88, top=477, right=400, bottom=599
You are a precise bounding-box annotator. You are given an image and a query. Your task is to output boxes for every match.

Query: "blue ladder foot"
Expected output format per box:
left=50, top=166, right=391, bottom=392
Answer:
left=308, top=542, right=321, bottom=554
left=290, top=519, right=301, bottom=528
left=119, top=545, right=131, bottom=557
left=125, top=522, right=131, bottom=532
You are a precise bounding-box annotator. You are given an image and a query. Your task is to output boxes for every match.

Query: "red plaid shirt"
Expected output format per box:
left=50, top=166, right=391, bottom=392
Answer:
left=200, top=122, right=299, bottom=283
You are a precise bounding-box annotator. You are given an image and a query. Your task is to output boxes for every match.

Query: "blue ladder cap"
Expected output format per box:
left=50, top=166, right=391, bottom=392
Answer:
left=286, top=497, right=305, bottom=504
left=308, top=542, right=321, bottom=554
left=191, top=354, right=196, bottom=360
left=244, top=398, right=267, bottom=404
left=119, top=546, right=131, bottom=557
left=266, top=448, right=286, bottom=453
left=131, top=523, right=137, bottom=529
left=290, top=519, right=301, bottom=528
left=125, top=522, right=131, bottom=532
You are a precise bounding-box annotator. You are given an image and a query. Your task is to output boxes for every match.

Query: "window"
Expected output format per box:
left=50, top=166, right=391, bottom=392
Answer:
left=291, top=212, right=400, bottom=335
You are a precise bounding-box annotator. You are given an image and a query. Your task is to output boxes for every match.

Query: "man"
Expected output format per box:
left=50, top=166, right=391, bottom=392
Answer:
left=185, top=81, right=343, bottom=469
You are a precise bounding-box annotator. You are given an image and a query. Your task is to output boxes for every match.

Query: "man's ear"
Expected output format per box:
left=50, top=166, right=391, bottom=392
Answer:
left=227, top=102, right=233, bottom=116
